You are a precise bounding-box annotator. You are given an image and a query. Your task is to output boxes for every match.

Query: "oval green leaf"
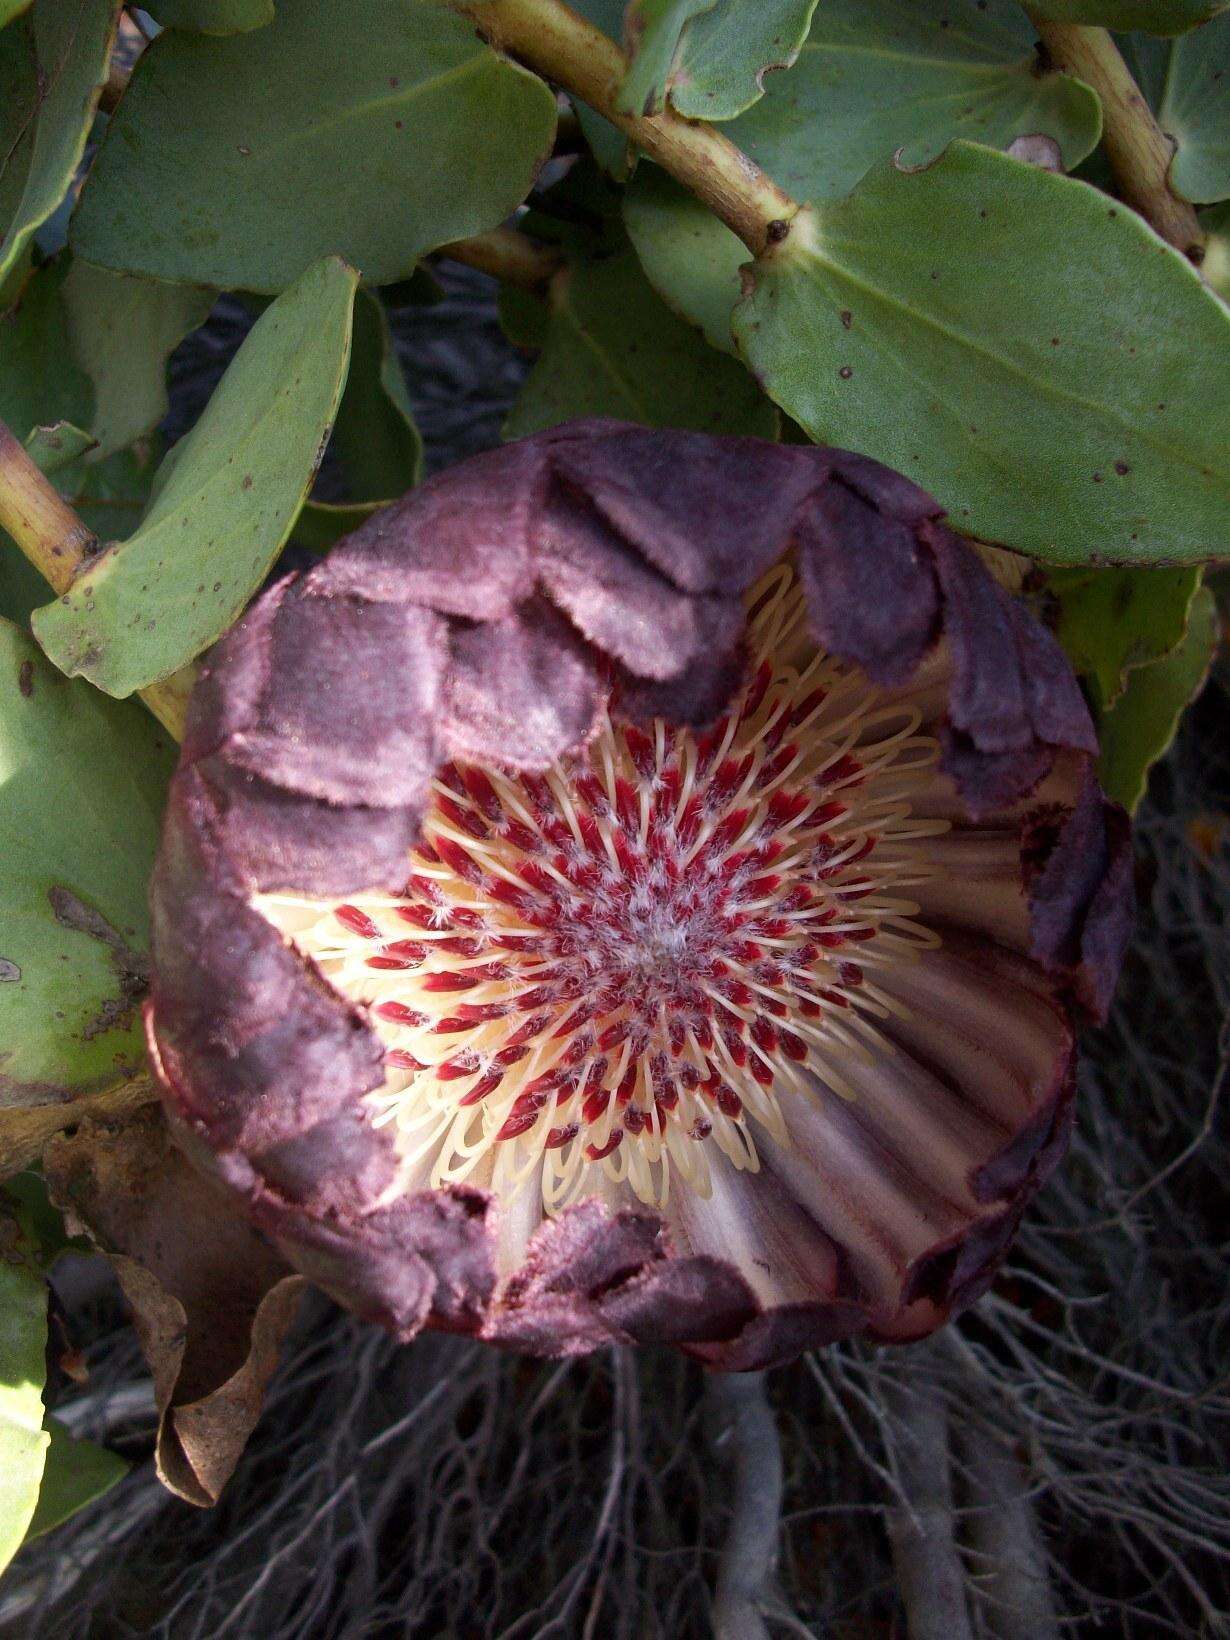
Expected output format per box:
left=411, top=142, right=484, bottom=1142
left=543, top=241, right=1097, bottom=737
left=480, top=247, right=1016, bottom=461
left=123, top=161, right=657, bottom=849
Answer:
left=1121, top=18, right=1230, bottom=204
left=24, top=1418, right=127, bottom=1540
left=1203, top=198, right=1230, bottom=298
left=328, top=287, right=422, bottom=502
left=733, top=143, right=1230, bottom=564
left=0, top=1196, right=48, bottom=1575
left=624, top=165, right=748, bottom=355
left=0, top=620, right=174, bottom=1106
left=0, top=0, right=117, bottom=285
left=71, top=0, right=557, bottom=292
left=504, top=248, right=777, bottom=441
left=147, top=0, right=273, bottom=29
left=733, top=0, right=1101, bottom=199
left=1029, top=2, right=1226, bottom=33
left=0, top=258, right=93, bottom=443
left=32, top=256, right=357, bottom=694
left=62, top=260, right=215, bottom=460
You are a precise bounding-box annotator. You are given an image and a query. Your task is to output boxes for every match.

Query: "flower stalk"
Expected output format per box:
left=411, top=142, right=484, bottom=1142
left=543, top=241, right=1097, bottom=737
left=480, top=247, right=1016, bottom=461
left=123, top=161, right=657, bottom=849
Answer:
left=1029, top=16, right=1205, bottom=262
left=0, top=416, right=190, bottom=739
left=449, top=0, right=800, bottom=255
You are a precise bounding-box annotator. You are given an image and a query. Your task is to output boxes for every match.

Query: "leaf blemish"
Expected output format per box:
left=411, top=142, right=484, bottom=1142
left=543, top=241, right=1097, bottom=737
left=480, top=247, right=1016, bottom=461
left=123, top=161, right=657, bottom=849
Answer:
left=17, top=660, right=34, bottom=698
left=48, top=888, right=149, bottom=1042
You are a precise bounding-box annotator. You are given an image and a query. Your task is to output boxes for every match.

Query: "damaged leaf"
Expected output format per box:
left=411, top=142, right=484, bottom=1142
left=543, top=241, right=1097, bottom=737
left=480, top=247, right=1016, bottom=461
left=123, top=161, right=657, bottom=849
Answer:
left=733, top=0, right=1101, bottom=197
left=623, top=3, right=1101, bottom=363
left=0, top=0, right=118, bottom=285
left=32, top=256, right=357, bottom=696
left=0, top=621, right=173, bottom=1110
left=733, top=143, right=1230, bottom=564
left=1097, top=582, right=1219, bottom=810
left=619, top=0, right=818, bottom=121
left=71, top=0, right=557, bottom=292
left=1047, top=564, right=1203, bottom=704
left=46, top=1112, right=307, bottom=1507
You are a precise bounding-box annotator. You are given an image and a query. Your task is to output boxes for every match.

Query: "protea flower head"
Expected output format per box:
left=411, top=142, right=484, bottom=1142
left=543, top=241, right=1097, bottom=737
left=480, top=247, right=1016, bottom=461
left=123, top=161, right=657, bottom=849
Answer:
left=145, top=421, right=1132, bottom=1369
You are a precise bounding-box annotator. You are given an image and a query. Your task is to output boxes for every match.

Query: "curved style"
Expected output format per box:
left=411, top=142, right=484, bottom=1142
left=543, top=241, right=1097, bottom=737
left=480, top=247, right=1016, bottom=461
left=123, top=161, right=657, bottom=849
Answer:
left=145, top=421, right=1133, bottom=1370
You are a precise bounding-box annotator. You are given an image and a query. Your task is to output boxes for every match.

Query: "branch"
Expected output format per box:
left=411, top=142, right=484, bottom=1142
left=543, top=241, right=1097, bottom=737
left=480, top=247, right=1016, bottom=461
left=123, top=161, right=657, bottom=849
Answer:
left=450, top=0, right=799, bottom=256
left=958, top=1422, right=1061, bottom=1640
left=436, top=226, right=563, bottom=289
left=1029, top=17, right=1204, bottom=262
left=706, top=1370, right=781, bottom=1640
left=0, top=419, right=189, bottom=739
left=880, top=1375, right=974, bottom=1640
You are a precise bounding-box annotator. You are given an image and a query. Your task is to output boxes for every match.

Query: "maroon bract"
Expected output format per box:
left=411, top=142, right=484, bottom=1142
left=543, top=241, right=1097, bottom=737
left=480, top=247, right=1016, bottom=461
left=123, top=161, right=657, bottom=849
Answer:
left=145, top=420, right=1132, bottom=1370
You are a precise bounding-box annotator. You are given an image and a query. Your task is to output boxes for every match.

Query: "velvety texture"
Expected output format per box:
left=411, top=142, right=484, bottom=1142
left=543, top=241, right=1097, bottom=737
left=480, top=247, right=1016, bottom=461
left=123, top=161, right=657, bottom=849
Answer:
left=146, top=421, right=1134, bottom=1371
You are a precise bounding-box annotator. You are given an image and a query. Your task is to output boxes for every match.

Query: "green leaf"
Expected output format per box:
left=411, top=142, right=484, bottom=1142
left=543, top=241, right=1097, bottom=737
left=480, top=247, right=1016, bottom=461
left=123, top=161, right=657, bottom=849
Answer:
left=0, top=3, right=33, bottom=25
left=71, top=0, right=557, bottom=292
left=1, top=437, right=157, bottom=628
left=1, top=1174, right=86, bottom=1264
left=290, top=499, right=382, bottom=554
left=0, top=619, right=174, bottom=1103
left=1120, top=18, right=1230, bottom=204
left=1097, top=583, right=1218, bottom=809
left=62, top=261, right=214, bottom=460
left=1048, top=564, right=1202, bottom=703
left=732, top=143, right=1230, bottom=565
left=658, top=0, right=820, bottom=120
left=498, top=283, right=552, bottom=351
left=624, top=2, right=1102, bottom=363
left=32, top=256, right=357, bottom=694
left=148, top=0, right=274, bottom=29
left=24, top=422, right=95, bottom=477
left=619, top=1, right=717, bottom=117
left=62, top=440, right=163, bottom=544
left=503, top=247, right=777, bottom=441
left=624, top=166, right=747, bottom=355
left=733, top=0, right=1101, bottom=198
left=0, top=258, right=93, bottom=443
left=0, top=1196, right=49, bottom=1574
left=1203, top=198, right=1230, bottom=299
left=24, top=1418, right=126, bottom=1540
left=616, top=0, right=819, bottom=121
left=1028, top=2, right=1226, bottom=33
left=0, top=0, right=118, bottom=285
left=329, top=287, right=421, bottom=501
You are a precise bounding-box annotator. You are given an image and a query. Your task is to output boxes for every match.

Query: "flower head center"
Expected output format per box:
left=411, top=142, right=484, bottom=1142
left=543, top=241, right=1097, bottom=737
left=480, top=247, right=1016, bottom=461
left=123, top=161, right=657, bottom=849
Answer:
left=257, top=567, right=947, bottom=1214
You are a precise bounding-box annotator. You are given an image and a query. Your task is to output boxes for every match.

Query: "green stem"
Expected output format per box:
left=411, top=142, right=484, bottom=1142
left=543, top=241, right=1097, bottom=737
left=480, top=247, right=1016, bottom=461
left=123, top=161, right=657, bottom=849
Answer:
left=1030, top=16, right=1204, bottom=262
left=450, top=0, right=800, bottom=256
left=0, top=418, right=189, bottom=739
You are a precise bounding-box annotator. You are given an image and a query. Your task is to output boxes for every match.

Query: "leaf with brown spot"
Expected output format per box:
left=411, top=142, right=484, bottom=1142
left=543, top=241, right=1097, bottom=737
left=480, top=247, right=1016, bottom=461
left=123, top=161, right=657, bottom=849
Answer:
left=0, top=621, right=173, bottom=1110
left=45, top=1111, right=306, bottom=1506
